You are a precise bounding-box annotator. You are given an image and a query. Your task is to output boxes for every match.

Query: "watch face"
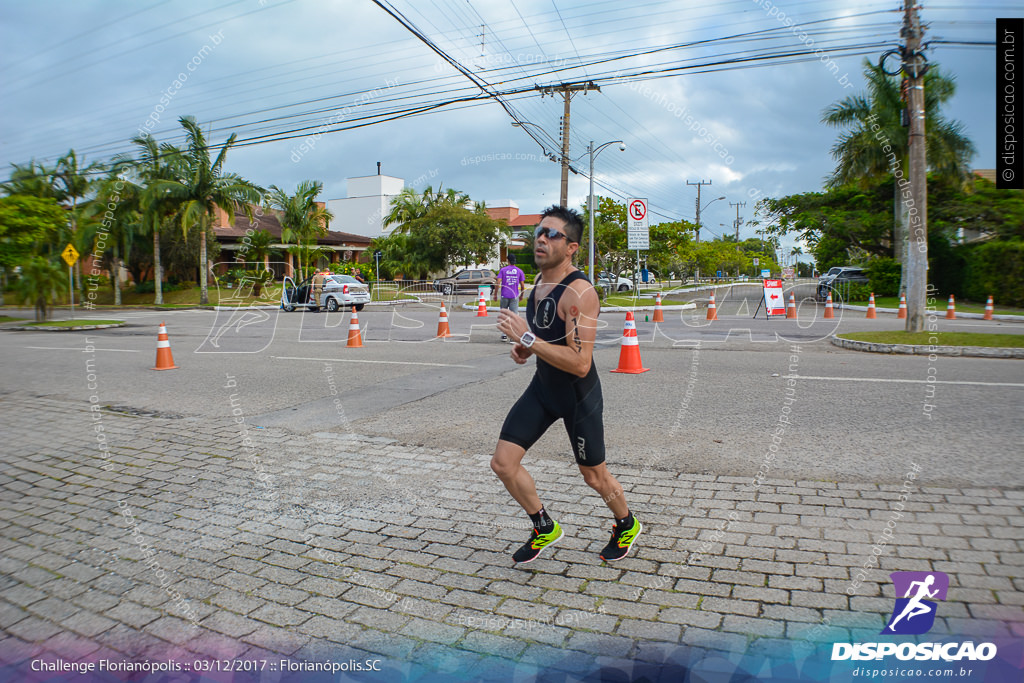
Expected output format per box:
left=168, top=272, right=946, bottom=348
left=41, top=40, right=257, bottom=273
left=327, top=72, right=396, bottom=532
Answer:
left=521, top=332, right=536, bottom=347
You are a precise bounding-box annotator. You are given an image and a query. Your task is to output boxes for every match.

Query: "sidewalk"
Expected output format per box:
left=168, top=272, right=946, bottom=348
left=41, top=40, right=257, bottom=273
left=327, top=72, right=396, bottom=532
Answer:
left=1, top=393, right=1022, bottom=680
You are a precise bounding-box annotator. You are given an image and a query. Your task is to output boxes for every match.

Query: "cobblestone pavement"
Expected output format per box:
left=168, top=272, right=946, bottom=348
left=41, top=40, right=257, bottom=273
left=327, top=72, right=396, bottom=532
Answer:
left=1, top=392, right=1022, bottom=680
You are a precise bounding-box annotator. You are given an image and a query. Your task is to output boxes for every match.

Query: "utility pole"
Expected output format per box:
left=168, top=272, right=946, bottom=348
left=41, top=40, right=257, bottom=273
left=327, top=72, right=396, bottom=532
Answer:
left=730, top=201, right=745, bottom=277
left=539, top=82, right=599, bottom=207
left=687, top=180, right=712, bottom=243
left=902, top=0, right=928, bottom=332
left=729, top=201, right=745, bottom=241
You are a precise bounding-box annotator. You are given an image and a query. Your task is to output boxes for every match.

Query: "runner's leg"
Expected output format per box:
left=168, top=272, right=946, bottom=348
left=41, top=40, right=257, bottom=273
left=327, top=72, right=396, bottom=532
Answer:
left=579, top=463, right=628, bottom=518
left=491, top=440, right=543, bottom=514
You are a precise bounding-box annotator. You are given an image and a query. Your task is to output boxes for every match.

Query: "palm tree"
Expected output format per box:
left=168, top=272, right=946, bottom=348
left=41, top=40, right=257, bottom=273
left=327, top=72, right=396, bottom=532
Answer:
left=266, top=180, right=333, bottom=280
left=88, top=171, right=142, bottom=306
left=14, top=256, right=68, bottom=321
left=118, top=134, right=181, bottom=304
left=822, top=60, right=975, bottom=285
left=1, top=160, right=59, bottom=198
left=54, top=150, right=103, bottom=299
left=149, top=116, right=262, bottom=304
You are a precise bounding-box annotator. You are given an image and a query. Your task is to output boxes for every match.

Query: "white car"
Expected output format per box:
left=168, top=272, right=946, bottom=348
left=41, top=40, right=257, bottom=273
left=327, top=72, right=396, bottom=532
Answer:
left=597, top=272, right=633, bottom=292
left=320, top=275, right=371, bottom=311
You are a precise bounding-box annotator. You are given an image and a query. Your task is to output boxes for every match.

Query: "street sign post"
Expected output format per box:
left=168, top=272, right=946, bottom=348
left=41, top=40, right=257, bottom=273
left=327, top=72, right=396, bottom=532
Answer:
left=627, top=198, right=649, bottom=289
left=61, top=244, right=79, bottom=317
left=626, top=198, right=649, bottom=250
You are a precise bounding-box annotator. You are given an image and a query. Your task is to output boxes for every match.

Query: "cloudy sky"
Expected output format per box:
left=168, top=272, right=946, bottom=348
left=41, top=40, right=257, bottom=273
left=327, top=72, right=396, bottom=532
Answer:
left=0, top=0, right=1010, bottom=258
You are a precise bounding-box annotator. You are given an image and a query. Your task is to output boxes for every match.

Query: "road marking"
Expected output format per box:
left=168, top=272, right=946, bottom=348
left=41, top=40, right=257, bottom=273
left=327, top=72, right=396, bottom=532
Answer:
left=25, top=346, right=141, bottom=353
left=272, top=355, right=475, bottom=368
left=786, top=375, right=1024, bottom=388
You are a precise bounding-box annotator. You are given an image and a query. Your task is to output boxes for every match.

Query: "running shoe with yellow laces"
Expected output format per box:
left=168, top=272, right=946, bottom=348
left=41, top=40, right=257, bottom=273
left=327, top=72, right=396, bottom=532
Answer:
left=600, top=516, right=642, bottom=561
left=512, top=520, right=563, bottom=563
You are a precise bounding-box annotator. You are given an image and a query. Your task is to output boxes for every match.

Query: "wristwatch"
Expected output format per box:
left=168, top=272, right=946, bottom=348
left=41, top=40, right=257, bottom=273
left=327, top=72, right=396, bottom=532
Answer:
left=519, top=331, right=536, bottom=348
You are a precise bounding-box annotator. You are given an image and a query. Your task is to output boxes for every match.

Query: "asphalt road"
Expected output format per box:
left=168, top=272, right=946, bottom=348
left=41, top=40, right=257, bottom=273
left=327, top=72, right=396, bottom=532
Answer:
left=2, top=300, right=1022, bottom=488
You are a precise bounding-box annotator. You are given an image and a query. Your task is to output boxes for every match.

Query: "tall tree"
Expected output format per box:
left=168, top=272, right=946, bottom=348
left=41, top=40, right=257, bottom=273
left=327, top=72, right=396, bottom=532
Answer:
left=54, top=150, right=103, bottom=299
left=822, top=59, right=974, bottom=290
left=266, top=180, right=332, bottom=280
left=150, top=116, right=262, bottom=304
left=119, top=134, right=181, bottom=304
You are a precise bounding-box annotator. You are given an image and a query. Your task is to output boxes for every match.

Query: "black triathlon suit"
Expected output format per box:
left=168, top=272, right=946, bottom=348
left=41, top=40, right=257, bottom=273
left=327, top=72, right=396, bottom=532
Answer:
left=499, top=270, right=605, bottom=467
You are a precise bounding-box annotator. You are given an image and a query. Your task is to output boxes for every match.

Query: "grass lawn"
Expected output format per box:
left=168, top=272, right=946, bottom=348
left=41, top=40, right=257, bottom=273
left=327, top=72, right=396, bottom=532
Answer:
left=24, top=319, right=124, bottom=328
left=604, top=294, right=691, bottom=307
left=838, top=331, right=1024, bottom=348
left=0, top=315, right=26, bottom=324
left=848, top=296, right=1024, bottom=316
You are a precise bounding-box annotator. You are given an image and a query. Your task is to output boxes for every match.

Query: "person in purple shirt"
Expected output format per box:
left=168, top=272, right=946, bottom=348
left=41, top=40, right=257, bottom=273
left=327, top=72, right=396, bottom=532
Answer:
left=497, top=254, right=525, bottom=341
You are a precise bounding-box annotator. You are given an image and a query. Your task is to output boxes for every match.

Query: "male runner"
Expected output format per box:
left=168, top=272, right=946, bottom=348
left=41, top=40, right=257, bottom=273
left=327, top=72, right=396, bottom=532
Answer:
left=493, top=206, right=641, bottom=563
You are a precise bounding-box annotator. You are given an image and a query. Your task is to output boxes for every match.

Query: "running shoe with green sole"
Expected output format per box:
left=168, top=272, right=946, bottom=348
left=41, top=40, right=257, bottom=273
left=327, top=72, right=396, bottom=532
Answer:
left=512, top=521, right=563, bottom=563
left=600, top=518, right=642, bottom=561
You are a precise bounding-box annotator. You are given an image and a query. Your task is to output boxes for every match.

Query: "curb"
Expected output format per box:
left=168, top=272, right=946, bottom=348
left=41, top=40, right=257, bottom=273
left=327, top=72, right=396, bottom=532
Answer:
left=836, top=304, right=1022, bottom=323
left=7, top=322, right=127, bottom=332
left=831, top=335, right=1024, bottom=359
left=460, top=303, right=697, bottom=313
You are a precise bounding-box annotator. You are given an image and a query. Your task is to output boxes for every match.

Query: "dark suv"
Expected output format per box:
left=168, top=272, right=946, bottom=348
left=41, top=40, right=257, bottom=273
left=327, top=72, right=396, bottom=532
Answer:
left=817, top=266, right=869, bottom=299
left=432, top=268, right=498, bottom=295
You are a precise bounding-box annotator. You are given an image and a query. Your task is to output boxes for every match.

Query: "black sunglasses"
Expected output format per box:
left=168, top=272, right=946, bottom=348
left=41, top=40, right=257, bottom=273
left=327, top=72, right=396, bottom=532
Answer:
left=535, top=226, right=570, bottom=241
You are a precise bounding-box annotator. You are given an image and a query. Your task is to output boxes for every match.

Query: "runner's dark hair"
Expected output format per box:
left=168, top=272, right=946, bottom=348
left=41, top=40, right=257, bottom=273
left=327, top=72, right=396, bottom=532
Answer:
left=540, top=205, right=584, bottom=244
left=507, top=253, right=516, bottom=265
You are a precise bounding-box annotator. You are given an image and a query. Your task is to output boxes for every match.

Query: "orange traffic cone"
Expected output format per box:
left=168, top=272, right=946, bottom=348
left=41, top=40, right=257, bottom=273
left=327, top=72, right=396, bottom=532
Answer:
left=865, top=293, right=877, bottom=319
left=823, top=292, right=834, bottom=319
left=475, top=290, right=489, bottom=317
left=610, top=312, right=649, bottom=374
left=152, top=322, right=179, bottom=370
left=945, top=295, right=956, bottom=320
left=897, top=294, right=907, bottom=319
left=436, top=302, right=452, bottom=338
left=652, top=292, right=665, bottom=323
left=347, top=307, right=363, bottom=347
left=984, top=295, right=994, bottom=321
left=706, top=293, right=718, bottom=321
left=786, top=293, right=797, bottom=319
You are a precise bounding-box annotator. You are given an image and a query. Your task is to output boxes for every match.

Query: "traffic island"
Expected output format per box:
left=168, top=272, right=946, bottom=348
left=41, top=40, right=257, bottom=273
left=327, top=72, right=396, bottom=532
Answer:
left=832, top=331, right=1024, bottom=358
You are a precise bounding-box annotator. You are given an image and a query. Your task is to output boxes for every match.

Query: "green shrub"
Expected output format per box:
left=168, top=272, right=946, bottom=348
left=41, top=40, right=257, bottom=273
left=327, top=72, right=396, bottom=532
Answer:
left=962, top=239, right=1024, bottom=307
left=865, top=257, right=902, bottom=297
left=843, top=282, right=874, bottom=303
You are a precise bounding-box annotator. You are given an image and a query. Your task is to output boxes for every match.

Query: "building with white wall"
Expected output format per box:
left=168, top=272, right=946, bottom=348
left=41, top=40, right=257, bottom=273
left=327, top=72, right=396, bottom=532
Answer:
left=326, top=173, right=405, bottom=238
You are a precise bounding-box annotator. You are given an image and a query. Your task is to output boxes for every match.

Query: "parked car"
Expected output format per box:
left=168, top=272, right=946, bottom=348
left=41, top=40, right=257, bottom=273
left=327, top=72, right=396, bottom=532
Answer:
left=817, top=266, right=869, bottom=299
left=597, top=272, right=633, bottom=292
left=432, top=268, right=498, bottom=295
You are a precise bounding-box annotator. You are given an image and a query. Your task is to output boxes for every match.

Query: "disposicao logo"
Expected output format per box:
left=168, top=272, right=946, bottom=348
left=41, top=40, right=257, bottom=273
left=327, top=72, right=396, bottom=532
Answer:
left=831, top=571, right=998, bottom=662
left=883, top=570, right=948, bottom=635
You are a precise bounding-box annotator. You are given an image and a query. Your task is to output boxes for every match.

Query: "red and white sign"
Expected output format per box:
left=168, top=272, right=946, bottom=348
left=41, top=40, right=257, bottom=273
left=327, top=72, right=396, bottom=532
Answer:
left=762, top=279, right=786, bottom=316
left=627, top=197, right=649, bottom=250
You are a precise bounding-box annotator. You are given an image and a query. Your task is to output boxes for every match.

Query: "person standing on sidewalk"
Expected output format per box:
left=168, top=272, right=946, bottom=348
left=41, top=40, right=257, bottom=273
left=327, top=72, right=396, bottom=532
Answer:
left=493, top=206, right=641, bottom=563
left=497, top=254, right=526, bottom=341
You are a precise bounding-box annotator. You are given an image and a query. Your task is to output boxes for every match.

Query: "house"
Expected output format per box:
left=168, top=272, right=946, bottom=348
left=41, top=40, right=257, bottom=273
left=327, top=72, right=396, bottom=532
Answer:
left=212, top=204, right=372, bottom=278
left=486, top=202, right=541, bottom=265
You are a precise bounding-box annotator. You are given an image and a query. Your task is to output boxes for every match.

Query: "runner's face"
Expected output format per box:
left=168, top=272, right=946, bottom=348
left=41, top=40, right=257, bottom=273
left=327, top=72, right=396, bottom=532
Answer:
left=534, top=217, right=576, bottom=269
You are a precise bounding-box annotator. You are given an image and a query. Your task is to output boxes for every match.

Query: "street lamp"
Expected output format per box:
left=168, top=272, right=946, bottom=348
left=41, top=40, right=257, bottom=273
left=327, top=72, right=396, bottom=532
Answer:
left=693, top=195, right=725, bottom=283
left=585, top=139, right=625, bottom=282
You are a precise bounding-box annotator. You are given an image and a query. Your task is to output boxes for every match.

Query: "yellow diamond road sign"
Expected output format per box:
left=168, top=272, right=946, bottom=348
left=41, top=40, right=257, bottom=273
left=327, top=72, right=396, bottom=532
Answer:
left=61, top=244, right=79, bottom=267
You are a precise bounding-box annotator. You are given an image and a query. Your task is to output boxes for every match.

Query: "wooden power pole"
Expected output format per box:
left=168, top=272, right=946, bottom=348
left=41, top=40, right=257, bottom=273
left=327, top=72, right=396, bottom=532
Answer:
left=538, top=82, right=599, bottom=207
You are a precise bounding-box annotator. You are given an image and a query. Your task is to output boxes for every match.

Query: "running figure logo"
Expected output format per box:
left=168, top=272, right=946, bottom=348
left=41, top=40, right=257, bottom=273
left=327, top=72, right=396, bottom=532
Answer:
left=882, top=571, right=949, bottom=635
